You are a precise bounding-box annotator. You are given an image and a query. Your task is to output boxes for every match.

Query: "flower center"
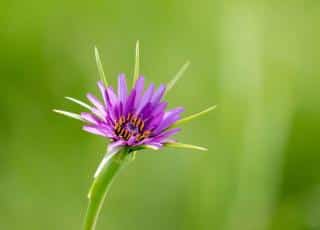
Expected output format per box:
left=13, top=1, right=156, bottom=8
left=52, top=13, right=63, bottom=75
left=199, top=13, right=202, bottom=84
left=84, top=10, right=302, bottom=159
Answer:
left=114, top=113, right=151, bottom=142
left=125, top=122, right=140, bottom=133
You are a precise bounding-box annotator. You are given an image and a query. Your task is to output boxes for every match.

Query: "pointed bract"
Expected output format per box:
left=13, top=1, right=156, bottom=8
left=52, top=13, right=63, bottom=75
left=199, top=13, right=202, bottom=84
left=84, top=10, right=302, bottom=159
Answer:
left=133, top=40, right=140, bottom=86
left=95, top=46, right=108, bottom=86
left=166, top=61, right=190, bottom=93
left=173, top=105, right=217, bottom=126
left=53, top=109, right=83, bottom=121
left=65, top=96, right=93, bottom=110
left=164, top=142, right=208, bottom=151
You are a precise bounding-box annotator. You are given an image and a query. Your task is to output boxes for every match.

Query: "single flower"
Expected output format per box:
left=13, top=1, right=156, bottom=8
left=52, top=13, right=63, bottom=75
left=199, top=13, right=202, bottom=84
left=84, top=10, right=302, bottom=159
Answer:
left=54, top=41, right=216, bottom=230
left=86, top=75, right=183, bottom=152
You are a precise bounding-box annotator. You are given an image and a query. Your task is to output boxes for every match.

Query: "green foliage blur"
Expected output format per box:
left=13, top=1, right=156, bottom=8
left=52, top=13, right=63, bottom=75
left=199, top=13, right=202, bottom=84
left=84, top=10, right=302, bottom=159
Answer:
left=0, top=0, right=319, bottom=229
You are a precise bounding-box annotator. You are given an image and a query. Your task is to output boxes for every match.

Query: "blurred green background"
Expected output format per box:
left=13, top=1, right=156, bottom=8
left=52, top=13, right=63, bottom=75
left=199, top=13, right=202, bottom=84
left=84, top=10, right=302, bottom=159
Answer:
left=1, top=0, right=320, bottom=229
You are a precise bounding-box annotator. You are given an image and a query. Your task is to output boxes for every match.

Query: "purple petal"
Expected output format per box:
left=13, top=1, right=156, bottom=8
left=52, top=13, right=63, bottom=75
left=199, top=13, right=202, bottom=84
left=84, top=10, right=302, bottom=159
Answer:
left=127, top=136, right=136, bottom=145
left=150, top=102, right=167, bottom=117
left=134, top=76, right=145, bottom=106
left=151, top=84, right=166, bottom=104
left=155, top=114, right=180, bottom=133
left=81, top=112, right=100, bottom=125
left=106, top=86, right=118, bottom=106
left=145, top=111, right=164, bottom=130
left=104, top=86, right=118, bottom=122
left=106, top=109, right=117, bottom=124
left=87, top=93, right=106, bottom=114
left=152, top=128, right=181, bottom=143
left=124, top=89, right=136, bottom=115
left=136, top=84, right=155, bottom=114
left=105, top=115, right=115, bottom=126
left=83, top=125, right=108, bottom=137
left=153, top=107, right=184, bottom=134
left=163, top=107, right=185, bottom=119
left=117, top=74, right=128, bottom=103
left=97, top=81, right=107, bottom=106
left=113, top=103, right=122, bottom=120
left=91, top=108, right=106, bottom=121
left=88, top=125, right=115, bottom=138
left=141, top=102, right=166, bottom=130
left=140, top=102, right=154, bottom=118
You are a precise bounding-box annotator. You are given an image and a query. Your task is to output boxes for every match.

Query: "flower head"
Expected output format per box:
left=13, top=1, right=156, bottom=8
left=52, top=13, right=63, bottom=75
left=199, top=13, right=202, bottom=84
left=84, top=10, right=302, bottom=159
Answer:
left=82, top=74, right=183, bottom=152
left=54, top=42, right=215, bottom=167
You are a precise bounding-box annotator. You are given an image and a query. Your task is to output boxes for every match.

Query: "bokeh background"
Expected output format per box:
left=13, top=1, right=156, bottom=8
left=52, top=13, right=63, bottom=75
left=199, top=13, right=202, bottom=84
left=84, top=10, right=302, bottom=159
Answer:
left=1, top=0, right=319, bottom=229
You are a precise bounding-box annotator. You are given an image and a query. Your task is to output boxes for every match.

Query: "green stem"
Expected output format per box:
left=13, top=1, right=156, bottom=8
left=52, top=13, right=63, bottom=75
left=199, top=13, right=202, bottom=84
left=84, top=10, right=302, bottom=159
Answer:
left=84, top=149, right=130, bottom=230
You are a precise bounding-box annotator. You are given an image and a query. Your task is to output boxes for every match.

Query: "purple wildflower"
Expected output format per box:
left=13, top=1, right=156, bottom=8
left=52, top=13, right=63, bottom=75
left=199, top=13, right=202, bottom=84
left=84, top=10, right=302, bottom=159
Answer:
left=81, top=74, right=183, bottom=153
left=54, top=43, right=214, bottom=170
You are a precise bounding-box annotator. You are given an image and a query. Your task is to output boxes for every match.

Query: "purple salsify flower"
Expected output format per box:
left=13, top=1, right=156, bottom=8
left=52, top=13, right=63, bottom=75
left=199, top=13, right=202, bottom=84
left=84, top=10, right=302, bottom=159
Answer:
left=54, top=43, right=215, bottom=178
left=82, top=74, right=183, bottom=153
